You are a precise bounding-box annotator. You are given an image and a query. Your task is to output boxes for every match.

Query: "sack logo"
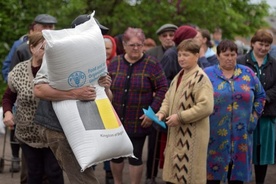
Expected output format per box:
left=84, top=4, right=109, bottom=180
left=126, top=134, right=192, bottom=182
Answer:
left=68, top=71, right=86, bottom=87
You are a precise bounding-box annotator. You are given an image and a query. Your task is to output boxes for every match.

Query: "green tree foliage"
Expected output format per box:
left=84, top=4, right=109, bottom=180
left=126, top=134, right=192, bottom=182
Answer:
left=0, top=0, right=271, bottom=102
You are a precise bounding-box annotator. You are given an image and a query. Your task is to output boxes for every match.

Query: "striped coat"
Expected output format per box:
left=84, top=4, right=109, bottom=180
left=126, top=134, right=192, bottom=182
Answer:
left=158, top=65, right=214, bottom=183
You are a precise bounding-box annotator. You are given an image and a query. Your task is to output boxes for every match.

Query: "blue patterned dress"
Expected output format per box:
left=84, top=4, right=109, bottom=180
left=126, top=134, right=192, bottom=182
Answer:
left=204, top=64, right=266, bottom=182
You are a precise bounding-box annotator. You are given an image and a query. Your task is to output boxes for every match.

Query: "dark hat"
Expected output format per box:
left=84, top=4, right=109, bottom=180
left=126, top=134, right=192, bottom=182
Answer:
left=34, top=14, right=57, bottom=24
left=71, top=14, right=109, bottom=35
left=156, top=24, right=178, bottom=35
left=173, top=25, right=197, bottom=45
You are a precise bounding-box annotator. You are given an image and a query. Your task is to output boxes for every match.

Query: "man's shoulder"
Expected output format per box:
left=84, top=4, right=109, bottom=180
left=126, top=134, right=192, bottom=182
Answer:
left=147, top=45, right=163, bottom=54
left=16, top=42, right=28, bottom=51
left=237, top=53, right=248, bottom=64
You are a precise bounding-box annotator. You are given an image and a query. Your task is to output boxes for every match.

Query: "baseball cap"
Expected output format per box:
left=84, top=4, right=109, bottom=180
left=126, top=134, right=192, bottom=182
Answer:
left=71, top=14, right=109, bottom=35
left=156, top=24, right=178, bottom=35
left=34, top=14, right=57, bottom=24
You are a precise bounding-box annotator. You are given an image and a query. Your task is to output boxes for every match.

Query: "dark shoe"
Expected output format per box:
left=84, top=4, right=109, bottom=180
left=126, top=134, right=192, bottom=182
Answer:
left=10, top=157, right=20, bottom=173
left=145, top=178, right=156, bottom=184
left=105, top=171, right=114, bottom=184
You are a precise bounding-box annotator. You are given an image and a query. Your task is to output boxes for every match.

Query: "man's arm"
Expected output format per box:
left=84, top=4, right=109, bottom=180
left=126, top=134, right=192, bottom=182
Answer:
left=2, top=40, right=24, bottom=82
left=34, top=83, right=97, bottom=101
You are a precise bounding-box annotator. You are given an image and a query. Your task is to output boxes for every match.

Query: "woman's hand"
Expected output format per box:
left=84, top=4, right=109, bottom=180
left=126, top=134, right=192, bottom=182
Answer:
left=156, top=112, right=165, bottom=121
left=165, top=114, right=180, bottom=127
left=98, top=74, right=113, bottom=100
left=140, top=114, right=152, bottom=128
left=98, top=74, right=112, bottom=89
left=3, top=111, right=15, bottom=127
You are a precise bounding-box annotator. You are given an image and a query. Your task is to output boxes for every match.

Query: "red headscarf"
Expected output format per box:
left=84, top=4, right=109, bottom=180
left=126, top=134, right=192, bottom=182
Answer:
left=103, top=35, right=117, bottom=67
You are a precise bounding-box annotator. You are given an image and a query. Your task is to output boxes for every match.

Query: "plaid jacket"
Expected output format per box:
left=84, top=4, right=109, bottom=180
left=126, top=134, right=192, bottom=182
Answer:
left=109, top=54, right=168, bottom=136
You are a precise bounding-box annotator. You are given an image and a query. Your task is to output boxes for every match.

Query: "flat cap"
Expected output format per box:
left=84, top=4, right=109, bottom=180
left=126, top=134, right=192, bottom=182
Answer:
left=71, top=14, right=109, bottom=35
left=34, top=14, right=57, bottom=24
left=156, top=24, right=178, bottom=35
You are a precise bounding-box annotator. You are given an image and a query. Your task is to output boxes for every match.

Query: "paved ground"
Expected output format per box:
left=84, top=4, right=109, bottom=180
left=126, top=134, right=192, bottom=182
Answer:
left=1, top=130, right=276, bottom=184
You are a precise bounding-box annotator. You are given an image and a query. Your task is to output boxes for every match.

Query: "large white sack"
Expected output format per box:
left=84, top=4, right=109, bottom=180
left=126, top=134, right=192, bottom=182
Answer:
left=52, top=86, right=134, bottom=171
left=42, top=12, right=107, bottom=90
left=0, top=107, right=5, bottom=135
left=42, top=12, right=134, bottom=171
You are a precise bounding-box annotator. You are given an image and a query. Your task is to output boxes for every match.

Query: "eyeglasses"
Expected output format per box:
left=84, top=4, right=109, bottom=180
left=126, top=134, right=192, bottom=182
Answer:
left=161, top=33, right=174, bottom=38
left=127, top=43, right=143, bottom=48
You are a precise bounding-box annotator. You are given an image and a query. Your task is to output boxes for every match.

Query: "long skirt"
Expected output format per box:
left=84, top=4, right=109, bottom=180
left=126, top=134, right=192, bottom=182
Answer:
left=253, top=116, right=276, bottom=165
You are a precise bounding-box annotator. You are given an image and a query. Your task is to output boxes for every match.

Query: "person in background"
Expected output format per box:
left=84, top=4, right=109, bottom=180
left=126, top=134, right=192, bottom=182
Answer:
left=2, top=24, right=31, bottom=83
left=160, top=25, right=198, bottom=84
left=144, top=23, right=177, bottom=184
left=235, top=40, right=246, bottom=56
left=2, top=32, right=64, bottom=184
left=195, top=29, right=219, bottom=68
left=114, top=34, right=125, bottom=55
left=103, top=34, right=117, bottom=184
left=147, top=23, right=178, bottom=62
left=205, top=40, right=266, bottom=184
left=156, top=38, right=214, bottom=183
left=267, top=29, right=276, bottom=59
left=33, top=14, right=110, bottom=184
left=269, top=45, right=276, bottom=59
left=143, top=38, right=156, bottom=52
left=9, top=14, right=57, bottom=71
left=109, top=27, right=168, bottom=184
left=104, top=35, right=117, bottom=67
left=237, top=29, right=276, bottom=184
left=212, top=27, right=222, bottom=47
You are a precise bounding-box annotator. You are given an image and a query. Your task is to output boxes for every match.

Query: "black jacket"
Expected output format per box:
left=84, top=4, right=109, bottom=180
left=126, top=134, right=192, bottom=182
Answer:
left=237, top=51, right=276, bottom=117
left=10, top=42, right=31, bottom=71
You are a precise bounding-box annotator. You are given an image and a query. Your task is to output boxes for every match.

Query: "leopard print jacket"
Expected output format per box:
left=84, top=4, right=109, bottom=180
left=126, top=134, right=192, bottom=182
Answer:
left=8, top=59, right=46, bottom=148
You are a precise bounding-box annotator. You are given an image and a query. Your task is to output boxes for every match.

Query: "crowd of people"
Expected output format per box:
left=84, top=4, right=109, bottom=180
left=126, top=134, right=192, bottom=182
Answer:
left=1, top=12, right=276, bottom=184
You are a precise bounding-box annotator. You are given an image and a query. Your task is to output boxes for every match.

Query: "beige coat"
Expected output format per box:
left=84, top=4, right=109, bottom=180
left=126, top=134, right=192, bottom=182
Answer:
left=159, top=65, right=214, bottom=184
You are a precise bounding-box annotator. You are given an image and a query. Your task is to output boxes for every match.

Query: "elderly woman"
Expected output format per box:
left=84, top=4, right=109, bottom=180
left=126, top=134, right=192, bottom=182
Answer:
left=205, top=40, right=266, bottom=184
left=156, top=38, right=214, bottom=184
left=104, top=35, right=117, bottom=67
left=237, top=29, right=276, bottom=184
left=2, top=32, right=64, bottom=184
left=109, top=27, right=168, bottom=184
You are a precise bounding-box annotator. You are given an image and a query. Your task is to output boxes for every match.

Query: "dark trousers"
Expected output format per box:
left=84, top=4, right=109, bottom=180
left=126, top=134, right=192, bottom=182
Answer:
left=10, top=127, right=20, bottom=158
left=20, top=143, right=64, bottom=184
left=146, top=127, right=160, bottom=179
left=254, top=164, right=268, bottom=184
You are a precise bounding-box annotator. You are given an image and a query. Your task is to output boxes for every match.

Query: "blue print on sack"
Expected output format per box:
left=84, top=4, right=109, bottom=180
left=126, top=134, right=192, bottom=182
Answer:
left=68, top=71, right=86, bottom=87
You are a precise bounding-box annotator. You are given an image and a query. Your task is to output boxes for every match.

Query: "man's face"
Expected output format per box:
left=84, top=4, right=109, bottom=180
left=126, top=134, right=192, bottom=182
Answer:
left=33, top=23, right=55, bottom=32
left=213, top=31, right=222, bottom=41
left=158, top=31, right=175, bottom=49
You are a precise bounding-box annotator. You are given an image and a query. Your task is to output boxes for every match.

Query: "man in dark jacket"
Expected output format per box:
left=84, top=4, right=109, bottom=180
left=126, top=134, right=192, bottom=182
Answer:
left=146, top=23, right=178, bottom=62
left=9, top=14, right=57, bottom=71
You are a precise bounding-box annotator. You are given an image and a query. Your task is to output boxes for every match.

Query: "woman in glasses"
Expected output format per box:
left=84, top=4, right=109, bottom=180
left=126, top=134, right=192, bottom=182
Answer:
left=109, top=27, right=168, bottom=184
left=2, top=32, right=64, bottom=184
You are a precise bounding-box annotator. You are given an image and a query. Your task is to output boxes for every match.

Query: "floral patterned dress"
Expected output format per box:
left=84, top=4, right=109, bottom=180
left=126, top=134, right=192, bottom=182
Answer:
left=204, top=64, right=266, bottom=182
